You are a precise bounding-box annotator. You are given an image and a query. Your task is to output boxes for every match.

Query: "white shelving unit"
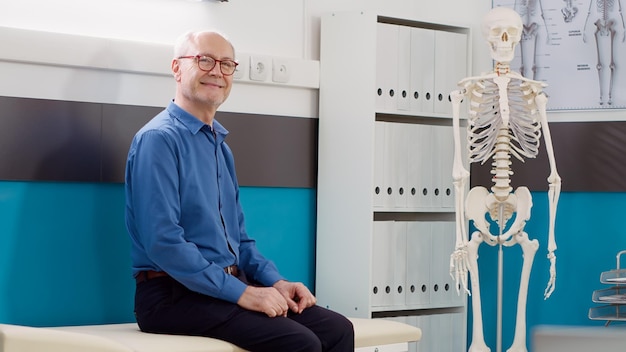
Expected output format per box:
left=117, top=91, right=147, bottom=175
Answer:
left=315, top=11, right=470, bottom=352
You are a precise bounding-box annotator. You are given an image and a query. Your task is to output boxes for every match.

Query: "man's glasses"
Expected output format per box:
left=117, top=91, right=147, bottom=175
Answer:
left=177, top=55, right=239, bottom=76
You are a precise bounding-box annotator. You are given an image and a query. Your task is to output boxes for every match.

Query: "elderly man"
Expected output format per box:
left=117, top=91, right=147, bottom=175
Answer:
left=125, top=30, right=354, bottom=352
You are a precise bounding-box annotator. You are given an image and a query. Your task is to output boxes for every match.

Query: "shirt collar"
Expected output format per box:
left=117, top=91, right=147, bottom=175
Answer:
left=166, top=100, right=229, bottom=137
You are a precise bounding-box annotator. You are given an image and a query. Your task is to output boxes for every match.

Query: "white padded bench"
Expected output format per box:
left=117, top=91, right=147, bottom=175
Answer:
left=0, top=317, right=421, bottom=352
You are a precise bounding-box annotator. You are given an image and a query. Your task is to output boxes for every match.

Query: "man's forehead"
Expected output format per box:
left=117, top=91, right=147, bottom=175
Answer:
left=193, top=33, right=234, bottom=55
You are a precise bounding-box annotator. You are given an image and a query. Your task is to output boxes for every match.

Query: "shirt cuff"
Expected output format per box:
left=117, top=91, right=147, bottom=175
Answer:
left=219, top=275, right=249, bottom=304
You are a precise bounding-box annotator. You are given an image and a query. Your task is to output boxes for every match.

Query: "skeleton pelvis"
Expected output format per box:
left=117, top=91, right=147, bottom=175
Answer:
left=465, top=186, right=533, bottom=244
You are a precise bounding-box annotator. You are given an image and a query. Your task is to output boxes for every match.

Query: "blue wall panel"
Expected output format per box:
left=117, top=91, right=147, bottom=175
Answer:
left=2, top=178, right=625, bottom=352
left=0, top=181, right=316, bottom=327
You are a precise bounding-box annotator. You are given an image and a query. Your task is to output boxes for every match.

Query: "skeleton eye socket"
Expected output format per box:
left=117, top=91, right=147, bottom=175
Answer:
left=507, top=28, right=519, bottom=37
left=489, top=27, right=503, bottom=37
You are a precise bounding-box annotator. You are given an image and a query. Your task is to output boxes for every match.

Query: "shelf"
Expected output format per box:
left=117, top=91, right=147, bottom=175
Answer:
left=589, top=304, right=626, bottom=322
left=592, top=287, right=626, bottom=304
left=600, top=269, right=626, bottom=285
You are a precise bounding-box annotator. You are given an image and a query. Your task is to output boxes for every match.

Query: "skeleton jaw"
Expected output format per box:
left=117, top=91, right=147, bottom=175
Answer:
left=489, top=43, right=516, bottom=63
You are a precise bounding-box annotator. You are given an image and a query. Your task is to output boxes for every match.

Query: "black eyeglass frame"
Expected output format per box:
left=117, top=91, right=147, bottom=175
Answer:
left=177, top=55, right=239, bottom=76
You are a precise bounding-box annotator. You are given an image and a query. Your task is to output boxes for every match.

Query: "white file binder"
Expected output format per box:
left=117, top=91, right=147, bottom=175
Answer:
left=438, top=125, right=455, bottom=209
left=397, top=25, right=412, bottom=112
left=406, top=123, right=424, bottom=211
left=391, top=124, right=409, bottom=209
left=430, top=125, right=444, bottom=209
left=429, top=221, right=455, bottom=306
left=434, top=30, right=467, bottom=115
left=429, top=221, right=445, bottom=306
left=405, top=221, right=432, bottom=307
left=376, top=23, right=399, bottom=112
left=373, top=121, right=387, bottom=209
left=430, top=125, right=455, bottom=209
left=409, top=27, right=435, bottom=114
left=372, top=220, right=394, bottom=307
left=391, top=221, right=408, bottom=306
left=420, top=125, right=436, bottom=208
left=382, top=122, right=395, bottom=210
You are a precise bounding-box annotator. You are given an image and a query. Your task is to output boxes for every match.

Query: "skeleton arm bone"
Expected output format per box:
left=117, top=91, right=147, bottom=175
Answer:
left=617, top=0, right=626, bottom=42
left=535, top=91, right=561, bottom=299
left=450, top=88, right=471, bottom=295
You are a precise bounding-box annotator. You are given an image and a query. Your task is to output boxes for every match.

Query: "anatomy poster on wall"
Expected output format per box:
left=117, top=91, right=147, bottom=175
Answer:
left=492, top=1, right=626, bottom=111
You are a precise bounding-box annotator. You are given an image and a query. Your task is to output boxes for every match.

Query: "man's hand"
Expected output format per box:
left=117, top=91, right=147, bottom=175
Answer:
left=237, top=286, right=289, bottom=317
left=273, top=280, right=316, bottom=314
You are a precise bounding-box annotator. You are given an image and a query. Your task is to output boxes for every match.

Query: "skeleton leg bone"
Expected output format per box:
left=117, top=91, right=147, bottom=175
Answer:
left=505, top=231, right=539, bottom=352
left=467, top=231, right=491, bottom=352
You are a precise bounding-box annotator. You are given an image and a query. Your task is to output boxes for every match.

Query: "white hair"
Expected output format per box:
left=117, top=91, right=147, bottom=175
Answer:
left=173, top=30, right=236, bottom=59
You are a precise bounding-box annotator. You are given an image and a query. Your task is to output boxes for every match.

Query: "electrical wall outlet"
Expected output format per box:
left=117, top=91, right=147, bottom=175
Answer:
left=249, top=55, right=270, bottom=81
left=272, top=58, right=290, bottom=83
left=232, top=54, right=248, bottom=80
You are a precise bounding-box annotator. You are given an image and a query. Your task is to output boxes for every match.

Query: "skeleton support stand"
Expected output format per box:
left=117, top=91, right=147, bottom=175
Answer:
left=449, top=7, right=561, bottom=352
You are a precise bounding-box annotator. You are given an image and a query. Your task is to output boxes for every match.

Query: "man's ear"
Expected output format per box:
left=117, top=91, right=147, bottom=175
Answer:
left=172, top=59, right=181, bottom=81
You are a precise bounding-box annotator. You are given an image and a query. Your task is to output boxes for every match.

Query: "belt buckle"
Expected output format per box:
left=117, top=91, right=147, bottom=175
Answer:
left=226, top=265, right=234, bottom=275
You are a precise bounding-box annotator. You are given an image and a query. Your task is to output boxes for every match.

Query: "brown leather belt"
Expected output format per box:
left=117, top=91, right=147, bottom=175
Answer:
left=135, top=265, right=239, bottom=284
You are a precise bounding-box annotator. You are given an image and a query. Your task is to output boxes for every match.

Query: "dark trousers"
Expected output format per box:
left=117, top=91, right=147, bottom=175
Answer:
left=134, top=275, right=354, bottom=352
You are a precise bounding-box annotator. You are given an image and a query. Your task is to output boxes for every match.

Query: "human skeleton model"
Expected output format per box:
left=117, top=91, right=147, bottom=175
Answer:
left=515, top=0, right=550, bottom=79
left=583, top=0, right=626, bottom=105
left=449, top=7, right=561, bottom=352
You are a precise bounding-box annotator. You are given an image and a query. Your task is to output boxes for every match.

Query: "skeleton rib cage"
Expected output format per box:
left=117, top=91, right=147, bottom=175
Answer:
left=466, top=78, right=543, bottom=166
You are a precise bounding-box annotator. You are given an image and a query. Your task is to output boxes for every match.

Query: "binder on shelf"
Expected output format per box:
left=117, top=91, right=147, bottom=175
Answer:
left=430, top=221, right=457, bottom=306
left=430, top=125, right=455, bottom=209
left=430, top=125, right=444, bottom=209
left=376, top=23, right=399, bottom=112
left=439, top=125, right=455, bottom=209
left=434, top=30, right=467, bottom=115
left=391, top=123, right=409, bottom=209
left=420, top=125, right=436, bottom=208
left=406, top=123, right=423, bottom=211
left=406, top=221, right=432, bottom=308
left=372, top=220, right=394, bottom=307
left=409, top=27, right=435, bottom=114
left=382, top=122, right=395, bottom=210
left=406, top=123, right=431, bottom=210
left=373, top=121, right=386, bottom=209
left=392, top=221, right=408, bottom=307
left=396, top=25, right=411, bottom=112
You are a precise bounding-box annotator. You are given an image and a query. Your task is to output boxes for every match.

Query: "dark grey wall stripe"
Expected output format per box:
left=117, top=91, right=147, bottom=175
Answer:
left=217, top=112, right=318, bottom=188
left=0, top=97, right=103, bottom=182
left=470, top=120, right=626, bottom=192
left=0, top=96, right=317, bottom=188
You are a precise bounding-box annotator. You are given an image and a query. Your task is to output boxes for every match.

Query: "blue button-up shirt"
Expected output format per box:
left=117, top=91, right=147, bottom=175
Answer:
left=125, top=101, right=284, bottom=303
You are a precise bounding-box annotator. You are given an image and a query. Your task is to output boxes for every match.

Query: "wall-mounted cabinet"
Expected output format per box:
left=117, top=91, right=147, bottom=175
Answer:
left=315, top=11, right=470, bottom=352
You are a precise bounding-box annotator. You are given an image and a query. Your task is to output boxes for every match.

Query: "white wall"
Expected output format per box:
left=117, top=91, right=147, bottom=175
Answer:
left=0, top=0, right=494, bottom=118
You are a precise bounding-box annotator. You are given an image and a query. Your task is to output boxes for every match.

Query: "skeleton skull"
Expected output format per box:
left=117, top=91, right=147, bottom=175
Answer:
left=482, top=7, right=523, bottom=63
